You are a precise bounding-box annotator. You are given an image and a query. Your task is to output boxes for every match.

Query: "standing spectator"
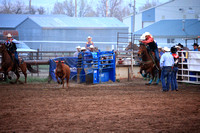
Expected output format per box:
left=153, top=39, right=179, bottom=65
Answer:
left=160, top=47, right=174, bottom=92
left=85, top=36, right=94, bottom=50
left=171, top=47, right=179, bottom=91
left=73, top=46, right=81, bottom=57
left=158, top=46, right=164, bottom=58
left=88, top=45, right=95, bottom=52
left=192, top=43, right=199, bottom=51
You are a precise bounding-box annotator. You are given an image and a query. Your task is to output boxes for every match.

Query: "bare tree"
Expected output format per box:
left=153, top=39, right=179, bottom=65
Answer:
left=0, top=0, right=13, bottom=14
left=139, top=0, right=160, bottom=11
left=97, top=0, right=107, bottom=17
left=52, top=2, right=65, bottom=14
left=109, top=0, right=122, bottom=17
left=63, top=0, right=75, bottom=17
left=13, top=0, right=25, bottom=14
left=96, top=0, right=130, bottom=21
left=37, top=6, right=45, bottom=14
left=78, top=0, right=93, bottom=17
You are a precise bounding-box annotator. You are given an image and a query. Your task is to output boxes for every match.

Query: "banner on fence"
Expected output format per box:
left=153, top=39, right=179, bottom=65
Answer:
left=49, top=57, right=78, bottom=82
left=188, top=52, right=200, bottom=71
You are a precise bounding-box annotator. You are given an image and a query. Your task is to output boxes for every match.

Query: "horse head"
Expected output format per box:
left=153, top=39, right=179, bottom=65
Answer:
left=138, top=43, right=147, bottom=57
left=125, top=42, right=139, bottom=51
left=0, top=44, right=7, bottom=54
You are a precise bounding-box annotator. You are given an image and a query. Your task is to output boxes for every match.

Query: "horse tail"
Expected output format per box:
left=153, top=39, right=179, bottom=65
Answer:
left=26, top=63, right=38, bottom=73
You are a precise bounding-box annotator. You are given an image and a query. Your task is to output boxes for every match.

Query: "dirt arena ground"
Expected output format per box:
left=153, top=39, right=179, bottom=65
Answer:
left=0, top=78, right=200, bottom=132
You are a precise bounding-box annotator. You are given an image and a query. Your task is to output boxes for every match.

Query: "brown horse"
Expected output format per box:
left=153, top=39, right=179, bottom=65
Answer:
left=55, top=60, right=70, bottom=89
left=138, top=43, right=161, bottom=85
left=0, top=44, right=37, bottom=83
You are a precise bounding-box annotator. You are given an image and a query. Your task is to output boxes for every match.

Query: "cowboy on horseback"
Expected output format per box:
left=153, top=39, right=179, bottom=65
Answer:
left=139, top=32, right=159, bottom=64
left=4, top=33, right=19, bottom=69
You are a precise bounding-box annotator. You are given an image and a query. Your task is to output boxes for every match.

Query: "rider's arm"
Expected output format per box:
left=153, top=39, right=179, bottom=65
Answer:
left=141, top=37, right=154, bottom=44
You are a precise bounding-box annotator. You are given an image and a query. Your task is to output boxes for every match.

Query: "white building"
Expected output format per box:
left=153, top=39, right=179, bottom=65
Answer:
left=123, top=0, right=200, bottom=33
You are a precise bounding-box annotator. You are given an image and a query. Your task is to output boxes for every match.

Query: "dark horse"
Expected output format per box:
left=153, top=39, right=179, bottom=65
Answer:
left=0, top=44, right=37, bottom=83
left=138, top=43, right=161, bottom=85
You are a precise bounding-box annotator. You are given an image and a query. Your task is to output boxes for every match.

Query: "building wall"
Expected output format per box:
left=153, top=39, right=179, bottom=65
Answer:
left=156, top=0, right=200, bottom=22
left=123, top=0, right=200, bottom=32
left=16, top=18, right=128, bottom=51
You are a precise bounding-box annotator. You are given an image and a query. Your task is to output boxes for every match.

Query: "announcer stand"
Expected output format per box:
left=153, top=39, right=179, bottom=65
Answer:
left=77, top=50, right=116, bottom=84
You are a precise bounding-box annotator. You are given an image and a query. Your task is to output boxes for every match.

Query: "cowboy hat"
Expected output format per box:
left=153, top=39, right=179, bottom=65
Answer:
left=76, top=46, right=81, bottom=49
left=140, top=34, right=146, bottom=40
left=89, top=45, right=94, bottom=48
left=144, top=32, right=151, bottom=36
left=7, top=33, right=12, bottom=38
left=163, top=47, right=170, bottom=52
left=81, top=47, right=86, bottom=51
left=158, top=46, right=162, bottom=49
left=192, top=43, right=199, bottom=47
left=175, top=45, right=181, bottom=49
left=87, top=36, right=92, bottom=39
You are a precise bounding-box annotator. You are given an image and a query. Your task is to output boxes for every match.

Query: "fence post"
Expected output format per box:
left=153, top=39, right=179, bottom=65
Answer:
left=37, top=49, right=39, bottom=77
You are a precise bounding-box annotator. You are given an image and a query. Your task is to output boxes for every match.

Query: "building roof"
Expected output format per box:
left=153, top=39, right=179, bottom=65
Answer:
left=134, top=19, right=200, bottom=37
left=0, top=14, right=128, bottom=29
left=0, top=14, right=29, bottom=28
left=29, top=16, right=128, bottom=29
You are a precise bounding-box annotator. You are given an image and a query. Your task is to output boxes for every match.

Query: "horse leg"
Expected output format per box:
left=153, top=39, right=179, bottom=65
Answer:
left=145, top=68, right=153, bottom=85
left=20, top=64, right=27, bottom=83
left=12, top=70, right=20, bottom=84
left=66, top=75, right=70, bottom=89
left=62, top=79, right=64, bottom=89
left=5, top=66, right=12, bottom=80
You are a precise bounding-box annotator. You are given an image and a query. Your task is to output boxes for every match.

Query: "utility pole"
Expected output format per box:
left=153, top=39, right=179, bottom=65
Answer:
left=133, top=0, right=136, bottom=33
left=29, top=0, right=31, bottom=14
left=106, top=0, right=108, bottom=17
left=75, top=0, right=77, bottom=17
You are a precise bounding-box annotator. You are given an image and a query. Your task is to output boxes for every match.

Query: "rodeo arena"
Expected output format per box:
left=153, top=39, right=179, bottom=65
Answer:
left=0, top=0, right=200, bottom=132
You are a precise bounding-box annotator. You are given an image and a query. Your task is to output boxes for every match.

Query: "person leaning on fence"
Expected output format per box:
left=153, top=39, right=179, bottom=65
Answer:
left=192, top=43, right=199, bottom=51
left=85, top=36, right=94, bottom=50
left=139, top=32, right=160, bottom=63
left=171, top=46, right=179, bottom=91
left=73, top=46, right=81, bottom=57
left=160, top=47, right=174, bottom=92
left=88, top=45, right=95, bottom=52
left=4, top=33, right=19, bottom=68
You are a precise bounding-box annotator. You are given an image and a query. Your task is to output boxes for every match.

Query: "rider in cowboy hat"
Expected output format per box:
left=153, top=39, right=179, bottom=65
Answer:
left=139, top=32, right=159, bottom=63
left=4, top=33, right=19, bottom=68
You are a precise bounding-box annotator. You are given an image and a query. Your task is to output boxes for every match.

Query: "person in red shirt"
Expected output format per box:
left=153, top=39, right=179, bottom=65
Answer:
left=139, top=32, right=159, bottom=63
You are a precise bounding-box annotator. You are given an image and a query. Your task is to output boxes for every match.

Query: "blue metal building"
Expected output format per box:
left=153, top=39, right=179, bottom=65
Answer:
left=0, top=14, right=128, bottom=51
left=134, top=19, right=200, bottom=49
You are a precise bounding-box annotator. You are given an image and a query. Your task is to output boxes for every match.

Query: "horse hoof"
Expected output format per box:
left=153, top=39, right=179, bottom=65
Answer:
left=9, top=81, right=15, bottom=84
left=145, top=83, right=151, bottom=85
left=153, top=83, right=158, bottom=85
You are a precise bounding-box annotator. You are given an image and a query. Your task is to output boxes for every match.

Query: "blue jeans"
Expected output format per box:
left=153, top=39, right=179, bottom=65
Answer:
left=171, top=67, right=178, bottom=90
left=161, top=66, right=172, bottom=91
left=154, top=49, right=160, bottom=62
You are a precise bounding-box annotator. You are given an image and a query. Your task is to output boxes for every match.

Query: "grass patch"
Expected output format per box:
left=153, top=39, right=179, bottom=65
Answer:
left=0, top=77, right=49, bottom=84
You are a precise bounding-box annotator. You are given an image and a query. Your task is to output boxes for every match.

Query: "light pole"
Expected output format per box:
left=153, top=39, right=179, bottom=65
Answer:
left=129, top=0, right=136, bottom=33
left=75, top=0, right=77, bottom=17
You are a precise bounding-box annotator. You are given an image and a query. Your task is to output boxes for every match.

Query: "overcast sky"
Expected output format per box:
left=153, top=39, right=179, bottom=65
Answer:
left=6, top=0, right=170, bottom=14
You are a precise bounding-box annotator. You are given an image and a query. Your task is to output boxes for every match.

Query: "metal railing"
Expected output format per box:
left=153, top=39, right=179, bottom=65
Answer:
left=177, top=51, right=200, bottom=84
